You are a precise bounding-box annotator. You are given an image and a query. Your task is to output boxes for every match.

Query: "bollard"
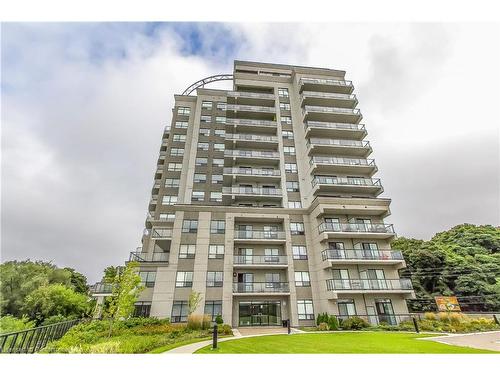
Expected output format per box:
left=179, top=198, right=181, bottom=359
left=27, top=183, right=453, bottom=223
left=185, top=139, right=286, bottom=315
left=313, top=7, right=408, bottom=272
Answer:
left=494, top=315, right=500, bottom=325
left=287, top=319, right=291, bottom=334
left=212, top=323, right=218, bottom=349
left=412, top=317, right=420, bottom=333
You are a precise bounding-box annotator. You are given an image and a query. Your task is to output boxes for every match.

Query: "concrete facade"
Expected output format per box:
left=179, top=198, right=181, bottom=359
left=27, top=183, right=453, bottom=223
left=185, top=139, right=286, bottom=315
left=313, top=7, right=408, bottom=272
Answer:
left=130, top=60, right=415, bottom=327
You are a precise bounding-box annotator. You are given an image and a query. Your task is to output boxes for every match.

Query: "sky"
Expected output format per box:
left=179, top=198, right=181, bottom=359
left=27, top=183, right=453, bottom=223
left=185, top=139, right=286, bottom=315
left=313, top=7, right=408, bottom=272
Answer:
left=1, top=22, right=499, bottom=283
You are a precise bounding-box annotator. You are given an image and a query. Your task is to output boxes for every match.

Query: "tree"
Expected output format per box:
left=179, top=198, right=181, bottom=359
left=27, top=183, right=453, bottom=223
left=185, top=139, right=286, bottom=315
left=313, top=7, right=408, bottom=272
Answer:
left=188, top=291, right=202, bottom=315
left=22, top=284, right=90, bottom=323
left=103, top=266, right=120, bottom=283
left=64, top=267, right=89, bottom=294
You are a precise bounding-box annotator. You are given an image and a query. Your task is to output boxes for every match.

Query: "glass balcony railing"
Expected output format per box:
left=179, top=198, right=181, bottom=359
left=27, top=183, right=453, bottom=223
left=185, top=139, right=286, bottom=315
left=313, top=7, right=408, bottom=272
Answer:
left=321, top=249, right=404, bottom=261
left=326, top=278, right=413, bottom=291
left=301, top=91, right=357, bottom=101
left=226, top=104, right=276, bottom=113
left=148, top=228, right=173, bottom=238
left=223, top=187, right=282, bottom=196
left=234, top=255, right=288, bottom=265
left=226, top=118, right=277, bottom=127
left=224, top=150, right=280, bottom=159
left=234, top=230, right=286, bottom=240
left=225, top=133, right=278, bottom=142
left=312, top=176, right=382, bottom=188
left=233, top=282, right=290, bottom=293
left=304, top=105, right=361, bottom=115
left=223, top=167, right=280, bottom=176
left=318, top=222, right=394, bottom=234
left=300, top=77, right=353, bottom=87
left=308, top=138, right=370, bottom=148
left=305, top=121, right=366, bottom=132
left=227, top=91, right=275, bottom=100
left=310, top=156, right=376, bottom=167
left=90, top=282, right=114, bottom=294
left=129, top=251, right=169, bottom=262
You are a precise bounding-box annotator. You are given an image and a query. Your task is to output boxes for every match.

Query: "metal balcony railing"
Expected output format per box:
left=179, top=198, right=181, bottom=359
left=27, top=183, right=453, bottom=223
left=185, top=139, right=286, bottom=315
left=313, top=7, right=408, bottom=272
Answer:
left=304, top=105, right=361, bottom=115
left=321, top=249, right=404, bottom=261
left=234, top=255, right=288, bottom=265
left=234, top=230, right=286, bottom=240
left=150, top=228, right=173, bottom=238
left=326, top=278, right=413, bottom=291
left=226, top=104, right=276, bottom=113
left=227, top=91, right=275, bottom=100
left=310, top=156, right=376, bottom=167
left=308, top=138, right=370, bottom=148
left=300, top=77, right=353, bottom=87
left=224, top=149, right=280, bottom=159
left=226, top=118, right=277, bottom=127
left=301, top=91, right=357, bottom=101
left=233, top=282, right=290, bottom=293
left=225, top=133, right=278, bottom=142
left=223, top=167, right=280, bottom=176
left=223, top=187, right=282, bottom=196
left=129, top=251, right=169, bottom=262
left=318, top=222, right=395, bottom=234
left=312, top=176, right=382, bottom=188
left=305, top=121, right=366, bottom=132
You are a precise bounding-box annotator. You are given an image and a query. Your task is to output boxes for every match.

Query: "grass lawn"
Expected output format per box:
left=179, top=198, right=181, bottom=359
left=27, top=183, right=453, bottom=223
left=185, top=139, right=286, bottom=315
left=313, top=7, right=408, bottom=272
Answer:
left=195, top=332, right=497, bottom=354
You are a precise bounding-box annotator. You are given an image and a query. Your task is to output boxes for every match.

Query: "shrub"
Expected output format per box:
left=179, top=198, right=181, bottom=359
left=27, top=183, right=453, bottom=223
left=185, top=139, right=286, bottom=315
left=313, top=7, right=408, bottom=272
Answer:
left=215, top=314, right=224, bottom=325
left=0, top=315, right=35, bottom=334
left=318, top=322, right=329, bottom=331
left=217, top=324, right=232, bottom=335
left=449, top=312, right=463, bottom=324
left=327, top=315, right=339, bottom=331
left=202, top=314, right=212, bottom=330
left=423, top=312, right=436, bottom=320
left=316, top=313, right=328, bottom=325
left=340, top=316, right=369, bottom=330
left=187, top=314, right=204, bottom=330
left=438, top=312, right=450, bottom=322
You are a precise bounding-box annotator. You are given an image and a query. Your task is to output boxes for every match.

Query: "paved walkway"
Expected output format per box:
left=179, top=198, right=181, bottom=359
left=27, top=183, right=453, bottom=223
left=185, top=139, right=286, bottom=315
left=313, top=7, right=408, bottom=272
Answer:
left=422, top=331, right=500, bottom=352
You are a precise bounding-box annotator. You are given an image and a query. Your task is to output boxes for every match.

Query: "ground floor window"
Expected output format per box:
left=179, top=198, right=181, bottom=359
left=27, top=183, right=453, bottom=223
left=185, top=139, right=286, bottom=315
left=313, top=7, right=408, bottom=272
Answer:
left=171, top=301, right=188, bottom=322
left=297, top=300, right=314, bottom=320
left=338, top=299, right=357, bottom=318
left=239, top=301, right=282, bottom=326
left=204, top=300, right=222, bottom=321
left=133, top=302, right=151, bottom=317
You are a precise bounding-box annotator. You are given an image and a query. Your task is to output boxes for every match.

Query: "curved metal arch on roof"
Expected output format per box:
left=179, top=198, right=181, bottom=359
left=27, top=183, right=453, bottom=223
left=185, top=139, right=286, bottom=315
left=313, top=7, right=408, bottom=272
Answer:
left=181, top=74, right=234, bottom=96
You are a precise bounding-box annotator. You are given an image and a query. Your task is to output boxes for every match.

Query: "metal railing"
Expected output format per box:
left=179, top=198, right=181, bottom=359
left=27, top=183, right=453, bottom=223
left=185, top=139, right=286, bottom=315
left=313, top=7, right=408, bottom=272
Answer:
left=225, top=133, right=278, bottom=142
left=310, top=156, right=376, bottom=167
left=223, top=187, right=282, bottom=196
left=89, top=282, right=113, bottom=294
left=227, top=91, right=275, bottom=100
left=322, top=249, right=404, bottom=261
left=226, top=104, right=276, bottom=113
left=0, top=319, right=81, bottom=353
left=129, top=251, right=169, bottom=262
left=150, top=228, right=173, bottom=238
left=308, top=138, right=370, bottom=148
left=312, top=176, right=382, bottom=188
left=318, top=222, right=394, bottom=234
left=224, top=149, right=280, bottom=159
left=234, top=230, right=286, bottom=240
left=305, top=121, right=366, bottom=132
left=234, top=255, right=288, bottom=265
left=300, top=77, right=353, bottom=87
left=304, top=105, right=361, bottom=115
left=301, top=91, right=357, bottom=101
left=326, top=278, right=413, bottom=291
left=223, top=167, right=280, bottom=177
left=233, top=282, right=290, bottom=293
left=225, top=118, right=277, bottom=127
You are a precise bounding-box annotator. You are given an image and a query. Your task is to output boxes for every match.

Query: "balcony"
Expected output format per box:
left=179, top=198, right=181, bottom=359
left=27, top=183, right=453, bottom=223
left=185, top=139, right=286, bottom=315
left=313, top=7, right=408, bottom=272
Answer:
left=226, top=118, right=277, bottom=133
left=129, top=251, right=169, bottom=263
left=301, top=91, right=358, bottom=108
left=312, top=176, right=383, bottom=196
left=321, top=249, right=405, bottom=266
left=233, top=255, right=288, bottom=268
left=318, top=222, right=395, bottom=240
left=299, top=77, right=354, bottom=94
left=226, top=104, right=276, bottom=120
left=303, top=105, right=362, bottom=124
left=90, top=282, right=113, bottom=296
left=233, top=282, right=290, bottom=295
left=304, top=121, right=367, bottom=140
left=234, top=230, right=286, bottom=244
left=325, top=279, right=413, bottom=298
left=223, top=167, right=281, bottom=184
left=225, top=133, right=278, bottom=149
left=149, top=228, right=173, bottom=239
left=227, top=91, right=275, bottom=106
left=310, top=156, right=377, bottom=176
left=223, top=187, right=283, bottom=201
left=224, top=149, right=280, bottom=165
left=307, top=138, right=372, bottom=157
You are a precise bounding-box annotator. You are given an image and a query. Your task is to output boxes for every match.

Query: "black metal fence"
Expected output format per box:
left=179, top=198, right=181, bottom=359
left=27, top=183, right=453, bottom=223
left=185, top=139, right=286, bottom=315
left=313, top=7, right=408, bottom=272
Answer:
left=0, top=319, right=80, bottom=354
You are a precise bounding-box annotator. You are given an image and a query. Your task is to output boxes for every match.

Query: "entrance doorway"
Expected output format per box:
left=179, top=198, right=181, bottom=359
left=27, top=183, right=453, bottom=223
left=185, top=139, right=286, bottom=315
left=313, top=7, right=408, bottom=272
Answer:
left=239, top=301, right=282, bottom=326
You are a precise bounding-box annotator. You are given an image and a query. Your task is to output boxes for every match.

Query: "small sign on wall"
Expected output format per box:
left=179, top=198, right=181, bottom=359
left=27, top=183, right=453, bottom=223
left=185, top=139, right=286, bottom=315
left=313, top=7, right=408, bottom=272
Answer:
left=434, top=296, right=461, bottom=312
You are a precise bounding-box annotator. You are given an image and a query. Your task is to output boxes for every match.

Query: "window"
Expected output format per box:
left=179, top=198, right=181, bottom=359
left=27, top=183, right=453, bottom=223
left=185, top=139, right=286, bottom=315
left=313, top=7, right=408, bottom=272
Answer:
left=171, top=301, right=188, bottom=322
left=214, top=129, right=225, bottom=137
left=297, top=300, right=314, bottom=320
left=173, top=134, right=186, bottom=142
left=280, top=103, right=291, bottom=111
left=208, top=245, right=224, bottom=259
left=211, top=174, right=223, bottom=184
left=210, top=220, right=225, bottom=234
left=216, top=103, right=226, bottom=111
left=290, top=222, right=305, bottom=235
left=283, top=146, right=295, bottom=155
left=278, top=88, right=289, bottom=97
left=162, top=195, right=177, bottom=205
left=177, top=107, right=190, bottom=116
left=202, top=101, right=213, bottom=110
left=292, top=245, right=308, bottom=260
left=195, top=157, right=208, bottom=166
left=182, top=220, right=198, bottom=233
left=159, top=213, right=175, bottom=222
left=168, top=163, right=182, bottom=171
left=165, top=178, right=180, bottom=188
left=288, top=201, right=302, bottom=208
left=210, top=192, right=222, bottom=202
left=215, top=116, right=226, bottom=124
left=206, top=271, right=223, bottom=287
left=338, top=299, right=357, bottom=317
left=191, top=191, right=205, bottom=202
left=198, top=142, right=209, bottom=151
left=179, top=244, right=196, bottom=259
left=212, top=158, right=224, bottom=167
left=295, top=271, right=311, bottom=287
left=213, top=143, right=225, bottom=152
left=204, top=301, right=222, bottom=321
left=286, top=181, right=300, bottom=192
left=285, top=163, right=297, bottom=173
left=194, top=173, right=207, bottom=183
left=200, top=115, right=211, bottom=123
left=133, top=302, right=151, bottom=317
left=139, top=271, right=156, bottom=287
left=175, top=272, right=193, bottom=287
left=281, top=116, right=292, bottom=124
left=199, top=128, right=210, bottom=137
left=282, top=130, right=294, bottom=139
left=175, top=121, right=188, bottom=129
left=265, top=273, right=280, bottom=288
left=170, top=148, right=184, bottom=156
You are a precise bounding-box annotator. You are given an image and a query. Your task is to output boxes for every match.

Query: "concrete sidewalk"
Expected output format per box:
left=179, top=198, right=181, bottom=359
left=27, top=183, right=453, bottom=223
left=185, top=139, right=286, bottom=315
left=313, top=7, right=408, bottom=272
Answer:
left=421, top=330, right=500, bottom=352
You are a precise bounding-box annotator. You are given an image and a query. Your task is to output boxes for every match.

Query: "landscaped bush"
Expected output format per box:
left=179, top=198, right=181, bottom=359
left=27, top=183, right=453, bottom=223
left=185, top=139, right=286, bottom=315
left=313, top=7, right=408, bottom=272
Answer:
left=423, top=312, right=436, bottom=320
left=318, top=322, right=329, bottom=331
left=187, top=314, right=211, bottom=330
left=340, top=316, right=369, bottom=330
left=217, top=324, right=232, bottom=335
left=0, top=315, right=35, bottom=334
left=328, top=315, right=339, bottom=331
left=215, top=314, right=224, bottom=324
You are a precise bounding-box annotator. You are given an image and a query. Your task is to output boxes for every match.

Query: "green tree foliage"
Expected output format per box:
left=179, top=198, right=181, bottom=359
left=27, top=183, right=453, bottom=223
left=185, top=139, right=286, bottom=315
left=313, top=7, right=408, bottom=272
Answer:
left=64, top=267, right=89, bottom=294
left=188, top=291, right=202, bottom=315
left=393, top=224, right=500, bottom=311
left=0, top=315, right=35, bottom=334
left=23, top=284, right=90, bottom=323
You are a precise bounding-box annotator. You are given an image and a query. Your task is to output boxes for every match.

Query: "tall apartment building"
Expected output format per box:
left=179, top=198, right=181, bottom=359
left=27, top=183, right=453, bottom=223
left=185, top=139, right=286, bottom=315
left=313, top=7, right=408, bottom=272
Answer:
left=129, top=60, right=415, bottom=327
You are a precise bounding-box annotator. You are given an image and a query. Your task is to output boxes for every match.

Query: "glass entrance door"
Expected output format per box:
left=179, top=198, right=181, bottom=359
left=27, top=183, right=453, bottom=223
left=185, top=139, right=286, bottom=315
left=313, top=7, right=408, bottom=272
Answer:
left=375, top=299, right=396, bottom=325
left=239, top=301, right=282, bottom=326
